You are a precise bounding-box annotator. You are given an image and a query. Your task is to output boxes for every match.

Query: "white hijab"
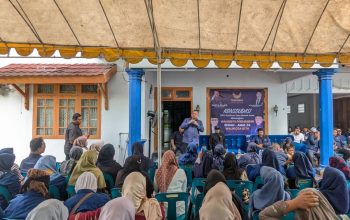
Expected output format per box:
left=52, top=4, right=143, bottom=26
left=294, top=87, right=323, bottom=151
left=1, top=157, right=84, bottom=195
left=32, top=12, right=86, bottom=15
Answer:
left=75, top=171, right=98, bottom=193
left=99, top=197, right=136, bottom=220
left=26, top=199, right=68, bottom=220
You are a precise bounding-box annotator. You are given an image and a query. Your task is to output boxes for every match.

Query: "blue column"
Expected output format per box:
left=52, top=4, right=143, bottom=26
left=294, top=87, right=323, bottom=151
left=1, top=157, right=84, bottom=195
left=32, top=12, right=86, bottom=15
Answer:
left=313, top=69, right=336, bottom=167
left=127, top=68, right=145, bottom=156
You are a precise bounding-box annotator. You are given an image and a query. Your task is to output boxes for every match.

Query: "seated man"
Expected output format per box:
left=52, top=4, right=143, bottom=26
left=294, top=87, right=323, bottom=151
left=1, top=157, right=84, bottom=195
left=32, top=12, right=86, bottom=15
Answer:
left=209, top=126, right=226, bottom=151
left=20, top=137, right=46, bottom=172
left=251, top=128, right=271, bottom=149
left=170, top=127, right=185, bottom=154
left=271, top=143, right=288, bottom=168
left=292, top=126, right=305, bottom=144
left=304, top=127, right=320, bottom=167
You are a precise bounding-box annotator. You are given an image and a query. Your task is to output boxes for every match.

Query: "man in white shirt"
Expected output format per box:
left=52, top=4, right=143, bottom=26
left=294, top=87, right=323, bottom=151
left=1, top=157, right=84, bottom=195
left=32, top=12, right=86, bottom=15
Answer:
left=293, top=126, right=305, bottom=143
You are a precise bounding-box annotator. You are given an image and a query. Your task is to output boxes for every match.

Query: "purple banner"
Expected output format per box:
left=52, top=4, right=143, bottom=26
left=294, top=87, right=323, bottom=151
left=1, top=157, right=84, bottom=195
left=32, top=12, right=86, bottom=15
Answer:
left=209, top=89, right=266, bottom=135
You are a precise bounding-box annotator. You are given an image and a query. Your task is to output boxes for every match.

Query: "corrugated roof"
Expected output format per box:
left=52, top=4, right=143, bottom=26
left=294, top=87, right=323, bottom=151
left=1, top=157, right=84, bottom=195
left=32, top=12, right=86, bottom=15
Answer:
left=0, top=64, right=115, bottom=77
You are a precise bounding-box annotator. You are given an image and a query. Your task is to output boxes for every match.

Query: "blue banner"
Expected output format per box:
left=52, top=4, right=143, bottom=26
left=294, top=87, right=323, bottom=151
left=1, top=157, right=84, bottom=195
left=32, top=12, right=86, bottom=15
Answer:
left=209, top=89, right=266, bottom=135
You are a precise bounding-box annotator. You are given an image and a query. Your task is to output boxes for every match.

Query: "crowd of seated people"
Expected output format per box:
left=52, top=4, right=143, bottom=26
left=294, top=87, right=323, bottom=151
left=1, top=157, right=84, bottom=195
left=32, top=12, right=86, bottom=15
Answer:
left=1, top=126, right=350, bottom=220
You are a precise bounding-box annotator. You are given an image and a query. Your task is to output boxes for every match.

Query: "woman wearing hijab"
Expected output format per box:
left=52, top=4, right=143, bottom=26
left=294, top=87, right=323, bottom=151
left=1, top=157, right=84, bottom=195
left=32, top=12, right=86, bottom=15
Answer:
left=64, top=172, right=110, bottom=215
left=154, top=150, right=187, bottom=219
left=115, top=155, right=154, bottom=198
left=97, top=144, right=122, bottom=180
left=319, top=167, right=349, bottom=215
left=99, top=197, right=136, bottom=220
left=34, top=155, right=67, bottom=199
left=59, top=146, right=83, bottom=177
left=259, top=188, right=338, bottom=220
left=193, top=150, right=214, bottom=178
left=132, top=142, right=154, bottom=172
left=199, top=170, right=243, bottom=220
left=26, top=199, right=69, bottom=220
left=89, top=140, right=104, bottom=152
left=237, top=142, right=261, bottom=169
left=73, top=135, right=88, bottom=150
left=0, top=149, right=21, bottom=209
left=4, top=169, right=50, bottom=219
left=0, top=148, right=24, bottom=182
left=178, top=142, right=197, bottom=166
left=223, top=153, right=248, bottom=181
left=247, top=149, right=283, bottom=181
left=212, top=144, right=226, bottom=171
left=329, top=156, right=350, bottom=179
left=286, top=151, right=315, bottom=188
left=122, top=172, right=163, bottom=220
left=249, top=166, right=290, bottom=218
left=69, top=150, right=106, bottom=190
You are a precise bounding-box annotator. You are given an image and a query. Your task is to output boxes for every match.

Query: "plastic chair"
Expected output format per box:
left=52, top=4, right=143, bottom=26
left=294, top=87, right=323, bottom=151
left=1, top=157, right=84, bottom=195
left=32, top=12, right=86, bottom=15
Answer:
left=253, top=176, right=263, bottom=191
left=148, top=162, right=158, bottom=184
left=155, top=192, right=189, bottom=220
left=282, top=212, right=295, bottom=220
left=288, top=189, right=300, bottom=199
left=226, top=180, right=253, bottom=200
left=67, top=185, right=76, bottom=198
left=297, top=179, right=313, bottom=189
left=21, top=172, right=27, bottom=178
left=0, top=185, right=12, bottom=203
left=111, top=187, right=122, bottom=199
left=347, top=180, right=350, bottom=188
left=49, top=185, right=61, bottom=200
left=192, top=193, right=204, bottom=218
left=180, top=166, right=193, bottom=190
left=55, top=162, right=61, bottom=171
left=191, top=178, right=206, bottom=203
left=103, top=173, right=115, bottom=190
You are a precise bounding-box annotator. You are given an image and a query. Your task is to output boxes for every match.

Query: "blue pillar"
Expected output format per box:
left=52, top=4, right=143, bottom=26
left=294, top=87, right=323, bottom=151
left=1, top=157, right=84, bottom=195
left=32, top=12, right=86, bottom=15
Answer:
left=127, top=68, right=145, bottom=156
left=313, top=69, right=336, bottom=167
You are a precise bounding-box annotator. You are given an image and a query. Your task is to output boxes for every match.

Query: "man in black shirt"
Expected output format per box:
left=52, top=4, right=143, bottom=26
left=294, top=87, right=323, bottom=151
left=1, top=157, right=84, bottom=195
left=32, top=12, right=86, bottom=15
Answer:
left=64, top=113, right=82, bottom=160
left=209, top=126, right=226, bottom=151
left=170, top=128, right=185, bottom=154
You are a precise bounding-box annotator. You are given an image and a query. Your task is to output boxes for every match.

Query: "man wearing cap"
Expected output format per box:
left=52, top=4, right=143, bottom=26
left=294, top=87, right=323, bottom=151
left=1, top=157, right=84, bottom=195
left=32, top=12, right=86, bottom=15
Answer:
left=305, top=127, right=320, bottom=166
left=209, top=126, right=226, bottom=151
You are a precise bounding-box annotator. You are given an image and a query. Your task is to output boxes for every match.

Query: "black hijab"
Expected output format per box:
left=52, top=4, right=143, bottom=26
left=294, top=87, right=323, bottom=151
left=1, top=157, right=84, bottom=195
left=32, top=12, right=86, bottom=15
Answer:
left=132, top=142, right=153, bottom=172
left=223, top=153, right=243, bottom=180
left=262, top=149, right=280, bottom=171
left=97, top=144, right=122, bottom=179
left=115, top=155, right=154, bottom=198
left=293, top=151, right=314, bottom=179
left=203, top=153, right=214, bottom=178
left=204, top=170, right=245, bottom=219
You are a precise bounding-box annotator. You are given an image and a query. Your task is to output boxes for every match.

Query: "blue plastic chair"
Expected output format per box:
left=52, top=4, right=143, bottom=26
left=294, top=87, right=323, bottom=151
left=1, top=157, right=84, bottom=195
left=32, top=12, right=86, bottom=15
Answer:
left=347, top=180, right=350, bottom=188
left=21, top=172, right=27, bottom=178
left=66, top=185, right=75, bottom=198
left=103, top=173, right=115, bottom=190
left=180, top=166, right=193, bottom=190
left=155, top=192, right=189, bottom=220
left=297, top=179, right=313, bottom=189
left=49, top=185, right=61, bottom=200
left=148, top=162, right=158, bottom=184
left=111, top=187, right=122, bottom=199
left=191, top=178, right=206, bottom=203
left=0, top=185, right=12, bottom=203
left=288, top=189, right=300, bottom=199
left=282, top=212, right=295, bottom=220
left=226, top=180, right=253, bottom=200
left=191, top=193, right=204, bottom=218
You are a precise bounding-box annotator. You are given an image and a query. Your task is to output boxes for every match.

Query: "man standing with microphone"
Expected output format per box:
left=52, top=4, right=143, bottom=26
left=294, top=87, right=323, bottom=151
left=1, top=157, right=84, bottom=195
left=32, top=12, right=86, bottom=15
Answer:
left=180, top=111, right=204, bottom=152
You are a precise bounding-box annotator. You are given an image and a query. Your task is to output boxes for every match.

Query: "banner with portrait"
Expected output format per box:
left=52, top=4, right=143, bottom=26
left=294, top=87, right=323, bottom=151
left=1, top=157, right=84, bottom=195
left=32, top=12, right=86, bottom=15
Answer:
left=207, top=88, right=268, bottom=135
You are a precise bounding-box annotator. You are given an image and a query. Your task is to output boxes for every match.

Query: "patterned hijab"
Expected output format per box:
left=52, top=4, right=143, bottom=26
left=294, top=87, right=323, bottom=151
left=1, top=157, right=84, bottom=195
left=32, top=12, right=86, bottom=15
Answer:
left=329, top=156, right=350, bottom=179
left=155, top=150, right=178, bottom=192
left=21, top=169, right=50, bottom=198
left=34, top=155, right=61, bottom=181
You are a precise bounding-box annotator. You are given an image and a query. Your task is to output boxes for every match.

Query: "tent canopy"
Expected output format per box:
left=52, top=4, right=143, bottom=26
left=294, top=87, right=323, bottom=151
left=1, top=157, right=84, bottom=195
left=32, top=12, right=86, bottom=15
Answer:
left=0, top=0, right=349, bottom=68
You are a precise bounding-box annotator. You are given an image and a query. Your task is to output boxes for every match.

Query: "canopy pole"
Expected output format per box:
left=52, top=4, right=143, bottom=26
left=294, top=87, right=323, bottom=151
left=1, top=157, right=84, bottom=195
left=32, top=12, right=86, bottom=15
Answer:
left=157, top=59, right=162, bottom=166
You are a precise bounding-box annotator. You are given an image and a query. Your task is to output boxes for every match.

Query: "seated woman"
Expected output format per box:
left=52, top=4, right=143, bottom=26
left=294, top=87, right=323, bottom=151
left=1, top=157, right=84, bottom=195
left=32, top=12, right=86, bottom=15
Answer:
left=115, top=155, right=154, bottom=198
left=284, top=144, right=295, bottom=167
left=259, top=188, right=338, bottom=220
left=319, top=167, right=349, bottom=215
left=132, top=142, right=154, bottom=172
left=0, top=148, right=24, bottom=182
left=237, top=142, right=261, bottom=170
left=4, top=169, right=49, bottom=219
left=198, top=170, right=244, bottom=220
left=34, top=155, right=67, bottom=199
left=329, top=156, right=350, bottom=179
left=89, top=141, right=104, bottom=153
left=69, top=150, right=106, bottom=191
left=59, top=146, right=83, bottom=177
left=73, top=136, right=88, bottom=150
left=193, top=150, right=214, bottom=178
left=249, top=166, right=290, bottom=218
left=154, top=150, right=187, bottom=219
left=99, top=197, right=135, bottom=220
left=212, top=144, right=226, bottom=171
left=222, top=153, right=248, bottom=181
left=64, top=172, right=110, bottom=215
left=178, top=142, right=197, bottom=166
left=122, top=172, right=163, bottom=220
left=97, top=144, right=122, bottom=180
left=0, top=149, right=21, bottom=209
left=247, top=149, right=284, bottom=182
left=286, top=151, right=315, bottom=188
left=26, top=199, right=69, bottom=220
